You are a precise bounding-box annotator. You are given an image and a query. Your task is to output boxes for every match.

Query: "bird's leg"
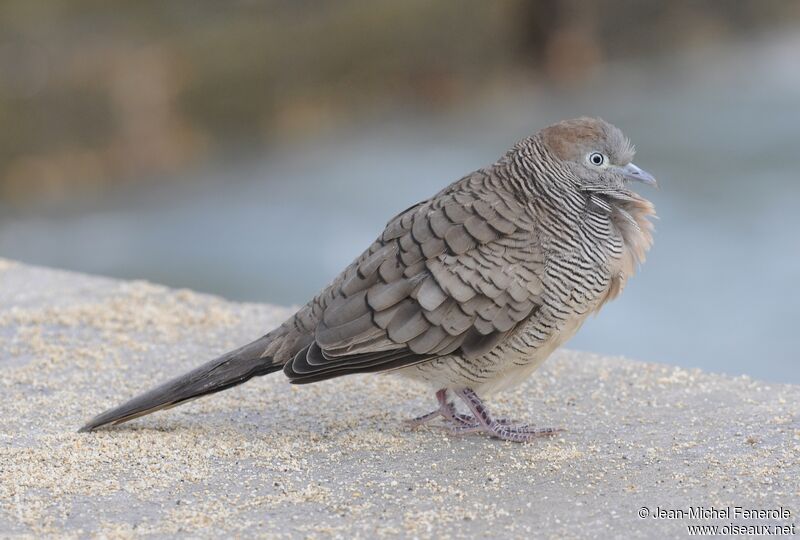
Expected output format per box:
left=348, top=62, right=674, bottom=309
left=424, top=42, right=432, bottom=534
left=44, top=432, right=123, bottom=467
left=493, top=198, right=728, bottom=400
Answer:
left=405, top=389, right=469, bottom=427
left=405, top=389, right=524, bottom=431
left=451, top=388, right=562, bottom=443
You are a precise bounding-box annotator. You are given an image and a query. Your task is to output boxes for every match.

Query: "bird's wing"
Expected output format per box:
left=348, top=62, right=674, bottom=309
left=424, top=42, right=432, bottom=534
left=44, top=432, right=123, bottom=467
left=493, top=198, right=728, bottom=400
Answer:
left=284, top=173, right=545, bottom=383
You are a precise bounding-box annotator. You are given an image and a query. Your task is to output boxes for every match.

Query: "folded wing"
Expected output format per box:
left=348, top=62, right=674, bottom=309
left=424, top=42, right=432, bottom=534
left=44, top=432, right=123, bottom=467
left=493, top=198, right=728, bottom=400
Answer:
left=284, top=174, right=545, bottom=383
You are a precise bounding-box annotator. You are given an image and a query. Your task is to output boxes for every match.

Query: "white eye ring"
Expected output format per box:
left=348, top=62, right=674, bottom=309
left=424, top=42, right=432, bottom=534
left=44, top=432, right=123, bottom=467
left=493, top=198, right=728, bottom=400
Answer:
left=588, top=152, right=606, bottom=166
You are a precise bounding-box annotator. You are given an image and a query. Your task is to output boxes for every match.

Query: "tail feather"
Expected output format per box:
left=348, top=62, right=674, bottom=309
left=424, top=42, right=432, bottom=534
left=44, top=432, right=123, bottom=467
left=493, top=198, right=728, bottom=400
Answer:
left=79, top=337, right=281, bottom=432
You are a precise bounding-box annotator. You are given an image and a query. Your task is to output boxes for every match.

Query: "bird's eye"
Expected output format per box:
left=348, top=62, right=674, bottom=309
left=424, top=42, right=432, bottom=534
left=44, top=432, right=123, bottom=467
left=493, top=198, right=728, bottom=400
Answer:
left=588, top=152, right=606, bottom=166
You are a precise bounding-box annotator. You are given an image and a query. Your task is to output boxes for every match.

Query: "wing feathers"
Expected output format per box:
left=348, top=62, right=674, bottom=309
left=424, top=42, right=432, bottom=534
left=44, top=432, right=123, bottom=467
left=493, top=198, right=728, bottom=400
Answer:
left=386, top=301, right=429, bottom=343
left=367, top=278, right=419, bottom=312
left=415, top=277, right=448, bottom=311
left=284, top=183, right=544, bottom=384
left=444, top=224, right=477, bottom=254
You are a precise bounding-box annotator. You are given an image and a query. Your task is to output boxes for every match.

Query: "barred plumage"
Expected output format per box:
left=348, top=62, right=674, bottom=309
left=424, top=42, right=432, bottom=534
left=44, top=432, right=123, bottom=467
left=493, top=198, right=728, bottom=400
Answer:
left=81, top=117, right=657, bottom=442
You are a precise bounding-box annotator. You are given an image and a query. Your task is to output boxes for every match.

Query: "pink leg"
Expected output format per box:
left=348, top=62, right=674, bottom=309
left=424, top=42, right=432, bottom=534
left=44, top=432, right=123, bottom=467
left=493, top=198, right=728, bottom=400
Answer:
left=451, top=388, right=562, bottom=443
left=406, top=389, right=560, bottom=442
left=405, top=389, right=467, bottom=427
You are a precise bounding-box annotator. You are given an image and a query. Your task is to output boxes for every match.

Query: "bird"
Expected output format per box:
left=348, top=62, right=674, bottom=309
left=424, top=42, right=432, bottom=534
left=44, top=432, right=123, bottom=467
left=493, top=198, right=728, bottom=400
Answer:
left=80, top=117, right=657, bottom=442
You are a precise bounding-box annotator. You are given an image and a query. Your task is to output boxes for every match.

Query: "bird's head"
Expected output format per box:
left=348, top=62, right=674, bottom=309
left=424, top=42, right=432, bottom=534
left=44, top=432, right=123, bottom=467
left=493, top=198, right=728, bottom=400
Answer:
left=533, top=117, right=657, bottom=273
left=539, top=117, right=657, bottom=192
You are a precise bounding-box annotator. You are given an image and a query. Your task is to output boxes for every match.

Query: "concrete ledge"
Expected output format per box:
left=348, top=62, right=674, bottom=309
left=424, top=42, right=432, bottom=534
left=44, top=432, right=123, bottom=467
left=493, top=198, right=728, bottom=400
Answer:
left=1, top=259, right=798, bottom=538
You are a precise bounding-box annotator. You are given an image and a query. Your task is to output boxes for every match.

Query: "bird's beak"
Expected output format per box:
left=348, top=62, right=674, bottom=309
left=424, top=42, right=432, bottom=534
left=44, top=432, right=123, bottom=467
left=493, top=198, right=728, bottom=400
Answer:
left=619, top=163, right=657, bottom=188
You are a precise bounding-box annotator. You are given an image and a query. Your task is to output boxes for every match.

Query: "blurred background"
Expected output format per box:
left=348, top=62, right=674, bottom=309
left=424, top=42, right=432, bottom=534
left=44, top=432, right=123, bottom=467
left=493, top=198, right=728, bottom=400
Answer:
left=1, top=1, right=799, bottom=383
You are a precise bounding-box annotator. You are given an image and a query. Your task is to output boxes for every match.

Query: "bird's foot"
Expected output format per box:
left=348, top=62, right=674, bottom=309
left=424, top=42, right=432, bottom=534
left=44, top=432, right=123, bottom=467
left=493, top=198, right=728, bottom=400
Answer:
left=449, top=387, right=563, bottom=443
left=406, top=387, right=562, bottom=442
left=445, top=422, right=562, bottom=441
left=404, top=389, right=461, bottom=427
left=444, top=414, right=522, bottom=429
left=404, top=409, right=442, bottom=427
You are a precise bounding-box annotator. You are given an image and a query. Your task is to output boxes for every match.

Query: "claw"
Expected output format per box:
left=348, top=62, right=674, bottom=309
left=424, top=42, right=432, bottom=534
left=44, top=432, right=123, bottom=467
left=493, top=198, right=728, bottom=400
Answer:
left=403, top=410, right=441, bottom=427
left=405, top=389, right=464, bottom=428
left=454, top=388, right=562, bottom=442
left=407, top=388, right=563, bottom=443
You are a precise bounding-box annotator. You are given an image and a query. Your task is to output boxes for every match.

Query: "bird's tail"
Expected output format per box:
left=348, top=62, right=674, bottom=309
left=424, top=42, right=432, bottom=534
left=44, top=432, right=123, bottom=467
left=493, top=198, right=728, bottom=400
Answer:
left=79, top=336, right=281, bottom=432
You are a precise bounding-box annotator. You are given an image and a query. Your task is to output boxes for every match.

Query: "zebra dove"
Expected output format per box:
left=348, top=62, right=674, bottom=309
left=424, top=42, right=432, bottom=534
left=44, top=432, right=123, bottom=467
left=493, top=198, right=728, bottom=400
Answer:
left=80, top=117, right=657, bottom=442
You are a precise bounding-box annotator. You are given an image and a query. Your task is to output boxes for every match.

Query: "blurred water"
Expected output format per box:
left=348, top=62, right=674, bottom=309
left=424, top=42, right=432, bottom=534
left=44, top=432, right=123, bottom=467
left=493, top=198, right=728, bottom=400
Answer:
left=2, top=32, right=799, bottom=383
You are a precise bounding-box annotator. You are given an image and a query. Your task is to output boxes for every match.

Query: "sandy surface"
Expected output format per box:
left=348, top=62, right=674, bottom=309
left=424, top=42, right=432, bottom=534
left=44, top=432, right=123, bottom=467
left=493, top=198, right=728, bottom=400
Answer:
left=0, top=259, right=798, bottom=539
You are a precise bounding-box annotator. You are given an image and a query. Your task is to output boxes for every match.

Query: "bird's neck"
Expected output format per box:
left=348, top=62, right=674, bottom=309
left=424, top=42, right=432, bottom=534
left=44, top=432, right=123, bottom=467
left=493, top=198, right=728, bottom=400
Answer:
left=498, top=139, right=656, bottom=283
left=608, top=191, right=656, bottom=278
